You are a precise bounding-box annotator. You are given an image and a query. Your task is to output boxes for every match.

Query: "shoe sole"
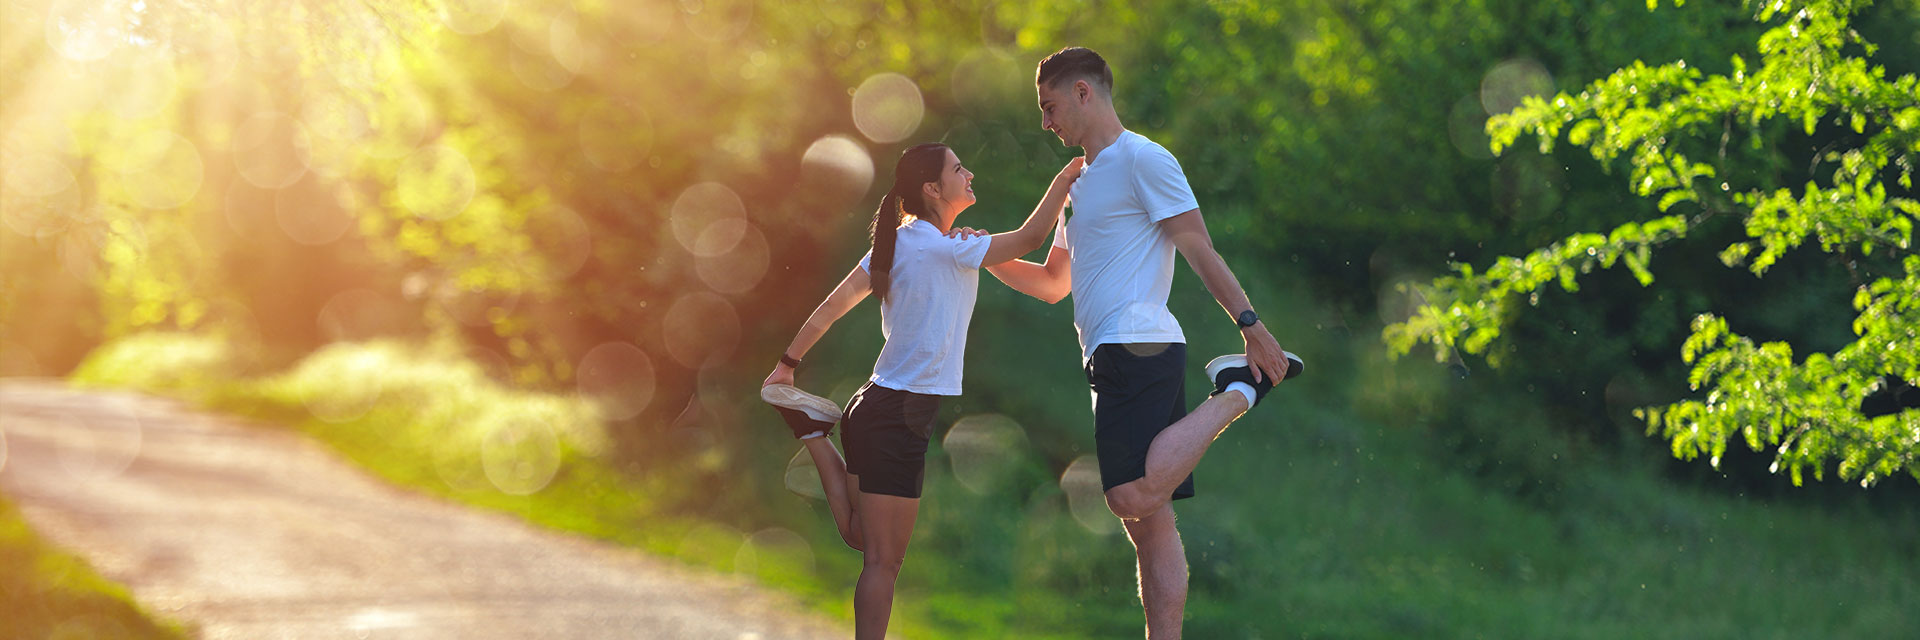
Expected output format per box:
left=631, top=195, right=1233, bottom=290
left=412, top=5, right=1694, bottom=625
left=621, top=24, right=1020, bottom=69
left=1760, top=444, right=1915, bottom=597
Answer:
left=1205, top=352, right=1304, bottom=382
left=760, top=384, right=843, bottom=422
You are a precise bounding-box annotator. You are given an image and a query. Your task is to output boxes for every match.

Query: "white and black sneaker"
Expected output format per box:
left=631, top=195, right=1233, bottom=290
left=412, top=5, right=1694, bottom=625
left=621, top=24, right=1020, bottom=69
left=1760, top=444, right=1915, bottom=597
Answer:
left=1204, top=351, right=1304, bottom=408
left=761, top=384, right=843, bottom=439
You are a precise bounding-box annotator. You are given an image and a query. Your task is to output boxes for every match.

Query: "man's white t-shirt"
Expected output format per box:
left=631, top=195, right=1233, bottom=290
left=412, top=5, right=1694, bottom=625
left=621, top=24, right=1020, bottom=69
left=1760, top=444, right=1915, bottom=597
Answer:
left=1054, top=130, right=1200, bottom=358
left=857, top=218, right=992, bottom=395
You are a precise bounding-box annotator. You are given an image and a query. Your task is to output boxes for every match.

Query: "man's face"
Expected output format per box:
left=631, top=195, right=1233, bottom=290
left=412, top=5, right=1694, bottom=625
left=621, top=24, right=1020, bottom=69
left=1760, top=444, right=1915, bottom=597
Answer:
left=1036, top=79, right=1082, bottom=148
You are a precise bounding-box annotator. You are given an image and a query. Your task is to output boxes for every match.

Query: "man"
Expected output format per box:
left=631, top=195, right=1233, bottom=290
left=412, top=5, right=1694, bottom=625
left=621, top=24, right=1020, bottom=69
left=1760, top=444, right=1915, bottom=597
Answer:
left=985, top=46, right=1300, bottom=638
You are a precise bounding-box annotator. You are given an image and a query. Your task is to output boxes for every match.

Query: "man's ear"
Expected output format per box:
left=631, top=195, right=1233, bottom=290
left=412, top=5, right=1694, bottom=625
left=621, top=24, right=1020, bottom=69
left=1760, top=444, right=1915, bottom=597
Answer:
left=1076, top=79, right=1091, bottom=104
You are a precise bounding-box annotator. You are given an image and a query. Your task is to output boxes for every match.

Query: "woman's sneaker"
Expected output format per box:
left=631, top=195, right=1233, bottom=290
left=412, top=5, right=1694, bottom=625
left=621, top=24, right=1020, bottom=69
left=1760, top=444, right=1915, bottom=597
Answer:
left=1204, top=351, right=1303, bottom=408
left=761, top=384, right=842, bottom=439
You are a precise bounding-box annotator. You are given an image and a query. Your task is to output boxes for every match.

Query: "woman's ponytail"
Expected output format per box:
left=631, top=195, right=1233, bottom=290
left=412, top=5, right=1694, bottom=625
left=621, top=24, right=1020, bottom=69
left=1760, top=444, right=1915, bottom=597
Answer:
left=869, top=189, right=904, bottom=301
left=869, top=142, right=951, bottom=302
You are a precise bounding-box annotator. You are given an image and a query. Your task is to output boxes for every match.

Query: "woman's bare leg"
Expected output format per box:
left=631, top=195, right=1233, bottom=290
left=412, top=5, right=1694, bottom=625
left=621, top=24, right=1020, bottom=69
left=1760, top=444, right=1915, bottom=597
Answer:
left=853, top=491, right=919, bottom=640
left=802, top=437, right=863, bottom=550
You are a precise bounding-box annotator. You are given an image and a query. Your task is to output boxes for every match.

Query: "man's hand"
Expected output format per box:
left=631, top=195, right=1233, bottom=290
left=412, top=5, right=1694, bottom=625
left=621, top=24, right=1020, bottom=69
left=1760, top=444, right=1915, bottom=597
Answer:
left=762, top=363, right=796, bottom=388
left=945, top=226, right=990, bottom=239
left=1241, top=323, right=1288, bottom=384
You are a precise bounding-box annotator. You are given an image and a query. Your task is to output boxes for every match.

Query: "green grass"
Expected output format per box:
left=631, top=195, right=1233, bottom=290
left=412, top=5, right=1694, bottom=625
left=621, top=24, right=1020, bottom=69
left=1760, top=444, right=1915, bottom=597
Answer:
left=68, top=331, right=1920, bottom=638
left=0, top=494, right=191, bottom=640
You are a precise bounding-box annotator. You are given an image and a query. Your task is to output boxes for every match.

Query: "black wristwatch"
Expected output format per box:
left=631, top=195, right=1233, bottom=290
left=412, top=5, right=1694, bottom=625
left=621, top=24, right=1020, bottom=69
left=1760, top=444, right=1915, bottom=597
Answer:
left=1235, top=309, right=1259, bottom=329
left=779, top=353, right=803, bottom=368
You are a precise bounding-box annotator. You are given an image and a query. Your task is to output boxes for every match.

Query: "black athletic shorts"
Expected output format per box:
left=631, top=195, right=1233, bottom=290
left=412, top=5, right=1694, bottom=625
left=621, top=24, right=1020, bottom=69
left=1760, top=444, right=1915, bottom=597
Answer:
left=1085, top=342, right=1194, bottom=500
left=840, top=381, right=941, bottom=499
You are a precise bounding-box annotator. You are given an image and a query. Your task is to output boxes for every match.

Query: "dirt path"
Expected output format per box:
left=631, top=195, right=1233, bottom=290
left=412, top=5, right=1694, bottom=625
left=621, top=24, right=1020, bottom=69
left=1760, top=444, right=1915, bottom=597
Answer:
left=0, top=380, right=847, bottom=639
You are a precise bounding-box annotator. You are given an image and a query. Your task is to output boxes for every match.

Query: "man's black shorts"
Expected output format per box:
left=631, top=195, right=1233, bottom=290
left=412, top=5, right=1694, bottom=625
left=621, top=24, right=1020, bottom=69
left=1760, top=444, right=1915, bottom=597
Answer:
left=1085, top=342, right=1194, bottom=500
left=840, top=381, right=941, bottom=499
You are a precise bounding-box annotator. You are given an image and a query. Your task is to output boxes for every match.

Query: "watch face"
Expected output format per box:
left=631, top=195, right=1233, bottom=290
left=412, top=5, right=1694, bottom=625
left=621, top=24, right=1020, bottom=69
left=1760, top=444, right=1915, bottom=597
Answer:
left=1237, top=310, right=1257, bottom=327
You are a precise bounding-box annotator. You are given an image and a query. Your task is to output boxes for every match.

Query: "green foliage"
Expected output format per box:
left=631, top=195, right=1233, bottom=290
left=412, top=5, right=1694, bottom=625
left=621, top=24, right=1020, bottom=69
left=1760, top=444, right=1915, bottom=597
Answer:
left=1388, top=0, right=1920, bottom=485
left=74, top=332, right=1920, bottom=637
left=0, top=495, right=191, bottom=639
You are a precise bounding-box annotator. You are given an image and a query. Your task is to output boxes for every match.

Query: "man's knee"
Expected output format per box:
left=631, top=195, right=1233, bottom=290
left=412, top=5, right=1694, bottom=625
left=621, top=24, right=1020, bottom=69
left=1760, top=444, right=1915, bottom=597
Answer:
left=1105, top=485, right=1163, bottom=522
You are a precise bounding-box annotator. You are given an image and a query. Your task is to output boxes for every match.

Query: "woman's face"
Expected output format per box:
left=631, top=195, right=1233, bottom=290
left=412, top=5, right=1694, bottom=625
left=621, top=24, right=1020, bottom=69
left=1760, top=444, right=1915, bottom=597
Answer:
left=926, top=148, right=975, bottom=217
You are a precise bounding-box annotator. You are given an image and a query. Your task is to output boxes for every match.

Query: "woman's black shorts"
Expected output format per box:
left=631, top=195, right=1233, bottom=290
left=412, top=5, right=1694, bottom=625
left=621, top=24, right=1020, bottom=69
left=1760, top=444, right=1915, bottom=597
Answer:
left=1085, top=342, right=1195, bottom=500
left=840, top=381, right=941, bottom=499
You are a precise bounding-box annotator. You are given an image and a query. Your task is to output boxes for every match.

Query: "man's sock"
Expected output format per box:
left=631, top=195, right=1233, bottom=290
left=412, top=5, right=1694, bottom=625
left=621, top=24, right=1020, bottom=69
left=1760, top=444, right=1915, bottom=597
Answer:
left=1227, top=382, right=1258, bottom=408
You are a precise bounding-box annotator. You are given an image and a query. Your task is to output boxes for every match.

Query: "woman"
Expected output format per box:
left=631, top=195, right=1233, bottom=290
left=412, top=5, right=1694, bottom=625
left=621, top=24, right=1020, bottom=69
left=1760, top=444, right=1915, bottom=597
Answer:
left=761, top=142, right=1081, bottom=638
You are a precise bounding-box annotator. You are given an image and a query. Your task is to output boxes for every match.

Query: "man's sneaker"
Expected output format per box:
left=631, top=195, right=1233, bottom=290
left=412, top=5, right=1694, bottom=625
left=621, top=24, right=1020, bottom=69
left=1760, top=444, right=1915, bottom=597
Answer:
left=761, top=384, right=842, bottom=439
left=1204, top=351, right=1304, bottom=408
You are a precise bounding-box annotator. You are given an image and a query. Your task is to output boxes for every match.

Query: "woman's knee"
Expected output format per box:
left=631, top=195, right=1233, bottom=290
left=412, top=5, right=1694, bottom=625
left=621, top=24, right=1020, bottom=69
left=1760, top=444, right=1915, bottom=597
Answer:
left=861, top=549, right=907, bottom=574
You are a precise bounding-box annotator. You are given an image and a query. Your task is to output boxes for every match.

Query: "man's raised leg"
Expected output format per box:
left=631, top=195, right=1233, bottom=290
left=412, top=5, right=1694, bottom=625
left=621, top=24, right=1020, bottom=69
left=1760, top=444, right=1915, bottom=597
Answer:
left=1105, top=352, right=1298, bottom=521
left=1105, top=391, right=1247, bottom=521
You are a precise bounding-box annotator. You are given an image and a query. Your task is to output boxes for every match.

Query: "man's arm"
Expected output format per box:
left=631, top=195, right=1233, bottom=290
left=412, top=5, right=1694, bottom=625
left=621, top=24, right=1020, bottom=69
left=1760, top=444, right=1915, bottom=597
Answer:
left=986, top=245, right=1071, bottom=303
left=1160, top=209, right=1288, bottom=383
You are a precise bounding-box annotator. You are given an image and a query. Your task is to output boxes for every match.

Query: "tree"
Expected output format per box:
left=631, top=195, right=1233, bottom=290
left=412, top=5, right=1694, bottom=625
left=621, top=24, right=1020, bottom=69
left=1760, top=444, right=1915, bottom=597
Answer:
left=1386, top=0, right=1919, bottom=486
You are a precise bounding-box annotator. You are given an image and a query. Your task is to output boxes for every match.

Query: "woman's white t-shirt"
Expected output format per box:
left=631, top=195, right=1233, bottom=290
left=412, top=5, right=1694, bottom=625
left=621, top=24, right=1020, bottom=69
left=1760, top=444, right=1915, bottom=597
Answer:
left=857, top=219, right=992, bottom=396
left=1053, top=130, right=1200, bottom=358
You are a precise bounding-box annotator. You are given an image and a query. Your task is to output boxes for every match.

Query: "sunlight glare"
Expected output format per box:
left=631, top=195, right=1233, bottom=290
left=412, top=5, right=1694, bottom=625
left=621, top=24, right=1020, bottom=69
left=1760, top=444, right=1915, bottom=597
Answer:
left=1061, top=455, right=1119, bottom=535
left=662, top=292, right=740, bottom=368
left=579, top=102, right=651, bottom=172
left=438, top=0, right=509, bottom=35
left=101, top=52, right=178, bottom=121
left=575, top=341, right=656, bottom=421
left=548, top=9, right=591, bottom=74
left=682, top=0, right=754, bottom=42
left=696, top=221, right=769, bottom=294
left=481, top=417, right=561, bottom=495
left=852, top=73, right=925, bottom=144
left=2, top=148, right=76, bottom=198
left=221, top=179, right=276, bottom=237
left=783, top=446, right=825, bottom=499
left=118, top=130, right=203, bottom=210
left=274, top=176, right=354, bottom=245
left=298, top=332, right=387, bottom=423
left=510, top=41, right=575, bottom=92
left=44, top=0, right=131, bottom=62
left=737, top=527, right=814, bottom=575
left=55, top=408, right=143, bottom=484
left=318, top=288, right=405, bottom=341
left=799, top=135, right=873, bottom=213
left=1480, top=58, right=1555, bottom=116
left=945, top=414, right=1029, bottom=494
left=538, top=206, right=593, bottom=280
left=395, top=145, right=478, bottom=220
left=670, top=182, right=745, bottom=255
left=232, top=113, right=313, bottom=189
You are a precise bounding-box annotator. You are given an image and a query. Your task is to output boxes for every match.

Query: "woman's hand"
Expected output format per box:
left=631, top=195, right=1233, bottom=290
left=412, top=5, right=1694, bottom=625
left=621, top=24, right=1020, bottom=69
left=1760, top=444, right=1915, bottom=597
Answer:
left=763, top=363, right=796, bottom=387
left=1054, top=156, right=1086, bottom=186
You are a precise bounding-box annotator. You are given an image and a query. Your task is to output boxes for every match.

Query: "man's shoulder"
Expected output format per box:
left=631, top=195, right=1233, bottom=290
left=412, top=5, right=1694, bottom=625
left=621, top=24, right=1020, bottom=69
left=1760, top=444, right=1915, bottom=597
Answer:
left=1117, top=131, right=1179, bottom=167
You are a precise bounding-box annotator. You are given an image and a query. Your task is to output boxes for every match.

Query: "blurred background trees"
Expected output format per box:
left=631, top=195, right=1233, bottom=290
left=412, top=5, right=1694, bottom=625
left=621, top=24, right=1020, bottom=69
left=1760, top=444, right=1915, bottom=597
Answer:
left=3, top=0, right=1917, bottom=634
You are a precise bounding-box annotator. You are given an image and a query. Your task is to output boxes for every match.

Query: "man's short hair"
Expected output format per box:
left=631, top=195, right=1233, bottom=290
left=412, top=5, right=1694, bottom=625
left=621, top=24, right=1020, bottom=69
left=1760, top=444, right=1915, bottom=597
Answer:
left=1036, top=46, right=1113, bottom=93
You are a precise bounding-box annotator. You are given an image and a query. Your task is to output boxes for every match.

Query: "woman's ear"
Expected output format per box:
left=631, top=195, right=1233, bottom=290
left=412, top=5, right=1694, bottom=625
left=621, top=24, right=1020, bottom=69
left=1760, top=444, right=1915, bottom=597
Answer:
left=922, top=181, right=941, bottom=204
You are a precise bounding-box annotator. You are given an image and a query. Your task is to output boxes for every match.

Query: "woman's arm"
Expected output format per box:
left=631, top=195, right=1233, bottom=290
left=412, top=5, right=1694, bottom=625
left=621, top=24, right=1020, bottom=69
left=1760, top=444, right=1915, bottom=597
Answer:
left=979, top=157, right=1084, bottom=267
left=986, top=245, right=1071, bottom=304
left=763, top=265, right=872, bottom=387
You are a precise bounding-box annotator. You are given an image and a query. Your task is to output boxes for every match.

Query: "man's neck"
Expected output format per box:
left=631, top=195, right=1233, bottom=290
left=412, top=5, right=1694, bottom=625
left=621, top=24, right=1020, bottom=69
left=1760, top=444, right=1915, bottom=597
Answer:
left=1080, top=117, right=1127, bottom=164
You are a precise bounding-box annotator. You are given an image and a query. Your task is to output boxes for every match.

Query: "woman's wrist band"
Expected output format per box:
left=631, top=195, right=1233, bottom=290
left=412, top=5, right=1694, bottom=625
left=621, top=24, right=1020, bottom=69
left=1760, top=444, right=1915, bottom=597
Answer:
left=779, top=353, right=803, bottom=368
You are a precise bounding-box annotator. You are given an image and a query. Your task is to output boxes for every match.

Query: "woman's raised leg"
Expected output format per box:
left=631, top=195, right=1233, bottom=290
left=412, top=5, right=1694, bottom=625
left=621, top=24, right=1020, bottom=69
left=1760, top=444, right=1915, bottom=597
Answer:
left=802, top=437, right=863, bottom=550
